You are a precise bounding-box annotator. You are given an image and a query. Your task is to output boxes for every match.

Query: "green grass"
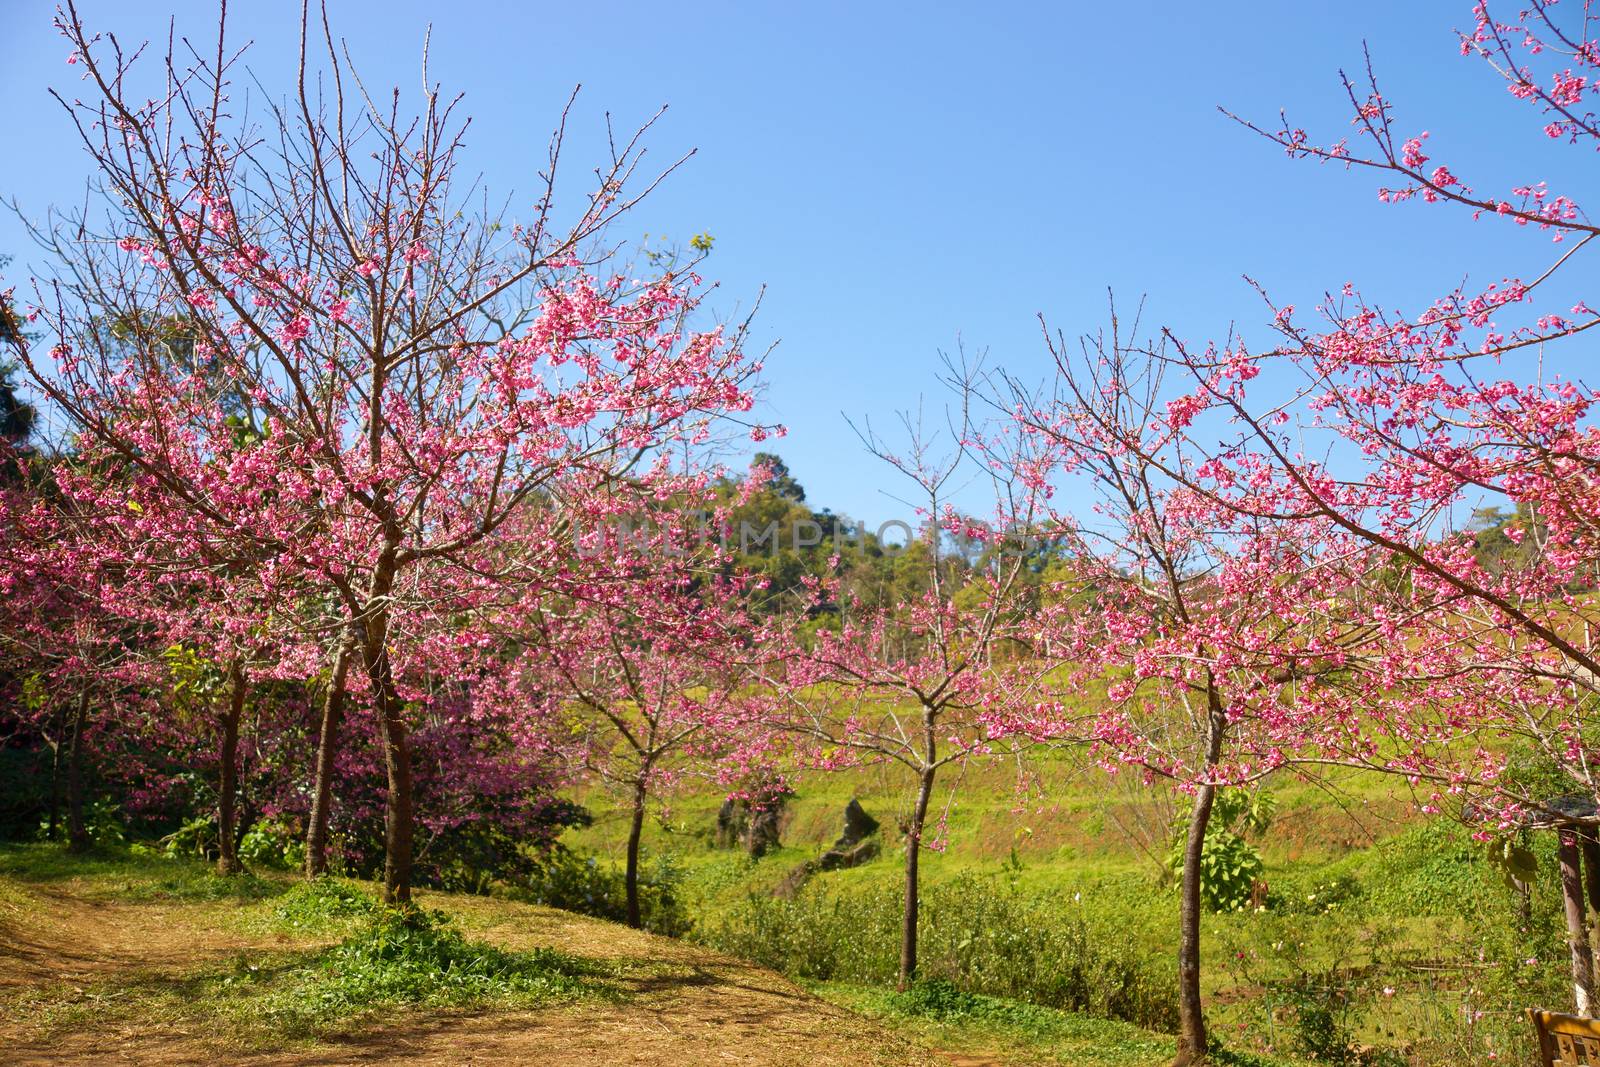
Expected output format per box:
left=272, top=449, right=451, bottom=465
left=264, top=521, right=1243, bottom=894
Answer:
left=818, top=979, right=1296, bottom=1067
left=0, top=841, right=284, bottom=902
left=0, top=850, right=617, bottom=1051
left=549, top=752, right=1536, bottom=1065
left=0, top=750, right=1533, bottom=1065
left=261, top=877, right=380, bottom=936
left=244, top=907, right=610, bottom=1038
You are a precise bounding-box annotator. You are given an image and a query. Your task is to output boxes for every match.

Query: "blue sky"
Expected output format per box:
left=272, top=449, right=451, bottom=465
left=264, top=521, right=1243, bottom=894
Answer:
left=1, top=1, right=1586, bottom=522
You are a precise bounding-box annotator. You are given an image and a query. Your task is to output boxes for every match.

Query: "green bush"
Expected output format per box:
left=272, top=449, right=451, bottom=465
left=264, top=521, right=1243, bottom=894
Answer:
left=1220, top=906, right=1404, bottom=1065
left=239, top=819, right=305, bottom=871
left=270, top=879, right=377, bottom=933
left=700, top=871, right=1176, bottom=1032
left=1171, top=790, right=1273, bottom=913
left=244, top=906, right=602, bottom=1035
left=509, top=845, right=693, bottom=937
left=1405, top=831, right=1571, bottom=1065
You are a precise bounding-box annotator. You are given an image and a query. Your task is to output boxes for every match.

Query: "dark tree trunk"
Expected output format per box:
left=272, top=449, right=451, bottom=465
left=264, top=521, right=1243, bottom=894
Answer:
left=305, top=638, right=354, bottom=878
left=361, top=568, right=414, bottom=906
left=625, top=774, right=649, bottom=929
left=1582, top=833, right=1600, bottom=982
left=47, top=699, right=65, bottom=840
left=65, top=690, right=90, bottom=853
left=371, top=661, right=414, bottom=905
left=1174, top=691, right=1227, bottom=1067
left=1559, top=829, right=1596, bottom=1017
left=899, top=762, right=936, bottom=991
left=1175, top=779, right=1218, bottom=1063
left=216, top=661, right=246, bottom=875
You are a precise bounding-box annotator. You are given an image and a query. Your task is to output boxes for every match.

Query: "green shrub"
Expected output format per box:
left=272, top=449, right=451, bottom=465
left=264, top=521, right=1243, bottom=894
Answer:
left=1405, top=830, right=1571, bottom=1065
left=1219, top=904, right=1405, bottom=1065
left=245, top=906, right=602, bottom=1034
left=269, top=878, right=377, bottom=933
left=509, top=845, right=693, bottom=937
left=239, top=820, right=305, bottom=871
left=1171, top=790, right=1274, bottom=913
left=700, top=871, right=1176, bottom=1032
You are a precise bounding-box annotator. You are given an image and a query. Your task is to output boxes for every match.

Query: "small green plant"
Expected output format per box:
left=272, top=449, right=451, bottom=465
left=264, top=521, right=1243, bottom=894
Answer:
left=269, top=878, right=377, bottom=933
left=161, top=815, right=218, bottom=861
left=239, top=820, right=305, bottom=871
left=247, top=906, right=605, bottom=1035
left=1171, top=789, right=1275, bottom=912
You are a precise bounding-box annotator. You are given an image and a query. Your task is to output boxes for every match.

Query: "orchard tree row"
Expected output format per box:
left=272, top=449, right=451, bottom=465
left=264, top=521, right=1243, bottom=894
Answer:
left=5, top=3, right=1600, bottom=1064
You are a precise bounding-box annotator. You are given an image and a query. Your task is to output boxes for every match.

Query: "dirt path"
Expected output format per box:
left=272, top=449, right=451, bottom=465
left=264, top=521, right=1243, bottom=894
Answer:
left=0, top=885, right=311, bottom=989
left=0, top=881, right=960, bottom=1066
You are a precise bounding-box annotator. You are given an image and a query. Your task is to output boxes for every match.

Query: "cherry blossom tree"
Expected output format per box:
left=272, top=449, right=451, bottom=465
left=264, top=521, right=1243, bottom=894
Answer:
left=1155, top=0, right=1600, bottom=1019
left=521, top=563, right=759, bottom=928
left=993, top=311, right=1424, bottom=1064
left=999, top=0, right=1600, bottom=1033
left=9, top=1, right=769, bottom=904
left=759, top=405, right=1054, bottom=990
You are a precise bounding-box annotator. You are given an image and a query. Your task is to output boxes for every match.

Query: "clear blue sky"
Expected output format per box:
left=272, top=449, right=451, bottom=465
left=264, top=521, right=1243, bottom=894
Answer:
left=1, top=2, right=1585, bottom=522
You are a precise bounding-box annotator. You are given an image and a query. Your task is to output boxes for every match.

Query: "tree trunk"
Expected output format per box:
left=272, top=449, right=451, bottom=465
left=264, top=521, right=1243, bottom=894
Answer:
left=899, top=764, right=936, bottom=991
left=305, top=638, right=354, bottom=878
left=1174, top=692, right=1227, bottom=1067
left=65, top=690, right=90, bottom=853
left=1559, top=829, right=1596, bottom=1016
left=361, top=575, right=414, bottom=906
left=625, top=774, right=648, bottom=929
left=1582, top=832, right=1600, bottom=983
left=1175, top=779, right=1218, bottom=1063
left=46, top=699, right=65, bottom=840
left=216, top=660, right=246, bottom=875
left=371, top=660, right=414, bottom=905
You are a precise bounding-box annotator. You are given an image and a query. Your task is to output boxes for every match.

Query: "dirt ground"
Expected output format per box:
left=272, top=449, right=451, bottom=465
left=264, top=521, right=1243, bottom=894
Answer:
left=0, top=881, right=989, bottom=1066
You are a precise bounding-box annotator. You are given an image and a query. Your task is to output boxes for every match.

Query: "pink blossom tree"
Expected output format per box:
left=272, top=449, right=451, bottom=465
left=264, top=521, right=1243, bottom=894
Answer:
left=1000, top=0, right=1600, bottom=1033
left=9, top=1, right=768, bottom=904
left=1165, top=0, right=1600, bottom=1019
left=759, top=406, right=1054, bottom=990
left=997, top=315, right=1409, bottom=1064
left=521, top=559, right=760, bottom=928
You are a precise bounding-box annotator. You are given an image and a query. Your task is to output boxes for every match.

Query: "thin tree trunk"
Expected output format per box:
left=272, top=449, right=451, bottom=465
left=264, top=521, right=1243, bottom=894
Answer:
left=899, top=762, right=937, bottom=991
left=1559, top=829, right=1596, bottom=1016
left=362, top=573, right=414, bottom=906
left=216, top=660, right=246, bottom=875
left=1175, top=780, right=1218, bottom=1063
left=305, top=638, right=354, bottom=878
left=625, top=774, right=648, bottom=929
left=1174, top=693, right=1227, bottom=1067
left=372, top=664, right=414, bottom=905
left=1582, top=832, right=1600, bottom=982
left=65, top=690, right=90, bottom=853
left=47, top=700, right=65, bottom=840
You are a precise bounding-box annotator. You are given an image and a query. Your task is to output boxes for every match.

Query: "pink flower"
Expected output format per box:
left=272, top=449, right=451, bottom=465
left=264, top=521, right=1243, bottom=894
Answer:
left=277, top=315, right=311, bottom=345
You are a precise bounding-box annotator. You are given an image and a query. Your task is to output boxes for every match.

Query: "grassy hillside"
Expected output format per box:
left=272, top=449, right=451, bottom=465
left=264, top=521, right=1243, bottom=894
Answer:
left=557, top=757, right=1563, bottom=1065
left=0, top=843, right=1221, bottom=1066
left=0, top=754, right=1566, bottom=1065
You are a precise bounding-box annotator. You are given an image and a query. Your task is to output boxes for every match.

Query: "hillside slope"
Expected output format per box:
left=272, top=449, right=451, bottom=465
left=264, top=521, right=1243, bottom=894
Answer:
left=0, top=847, right=1178, bottom=1066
